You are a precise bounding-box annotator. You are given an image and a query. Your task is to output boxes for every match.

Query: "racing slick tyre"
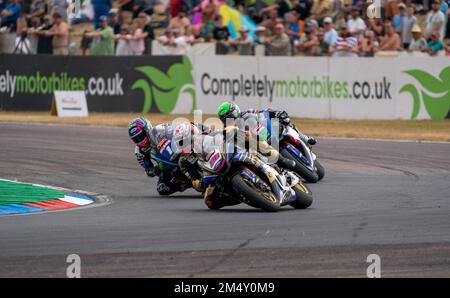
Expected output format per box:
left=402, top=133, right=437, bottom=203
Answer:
left=280, top=149, right=319, bottom=183
left=315, top=160, right=325, bottom=181
left=232, top=173, right=280, bottom=212
left=290, top=183, right=313, bottom=209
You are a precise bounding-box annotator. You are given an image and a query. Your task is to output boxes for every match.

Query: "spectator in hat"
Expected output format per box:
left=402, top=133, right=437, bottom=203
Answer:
left=230, top=26, right=254, bottom=56
left=379, top=20, right=402, bottom=51
left=268, top=23, right=291, bottom=56
left=402, top=5, right=418, bottom=49
left=425, top=0, right=446, bottom=39
left=45, top=12, right=69, bottom=55
left=85, top=15, right=114, bottom=55
left=107, top=10, right=121, bottom=35
left=323, top=16, right=338, bottom=46
left=330, top=22, right=358, bottom=57
left=424, top=30, right=445, bottom=55
left=408, top=24, right=427, bottom=52
left=347, top=5, right=366, bottom=36
left=254, top=25, right=269, bottom=55
left=393, top=2, right=407, bottom=35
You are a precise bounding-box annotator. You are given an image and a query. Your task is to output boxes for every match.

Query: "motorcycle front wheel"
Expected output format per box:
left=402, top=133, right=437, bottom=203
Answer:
left=231, top=173, right=280, bottom=212
left=315, top=160, right=325, bottom=181
left=281, top=148, right=319, bottom=183
left=290, top=182, right=313, bottom=209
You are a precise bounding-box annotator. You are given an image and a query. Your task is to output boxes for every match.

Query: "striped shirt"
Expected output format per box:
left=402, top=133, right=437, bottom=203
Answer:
left=334, top=36, right=358, bottom=50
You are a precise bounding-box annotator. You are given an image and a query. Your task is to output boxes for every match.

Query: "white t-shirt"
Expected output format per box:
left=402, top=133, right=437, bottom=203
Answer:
left=425, top=10, right=446, bottom=39
left=347, top=17, right=366, bottom=34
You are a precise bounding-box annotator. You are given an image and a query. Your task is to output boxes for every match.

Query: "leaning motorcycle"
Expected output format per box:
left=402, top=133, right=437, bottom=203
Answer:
left=279, top=123, right=325, bottom=183
left=202, top=145, right=313, bottom=212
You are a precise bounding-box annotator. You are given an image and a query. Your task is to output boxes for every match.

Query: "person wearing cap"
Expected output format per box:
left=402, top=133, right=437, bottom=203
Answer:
left=323, top=16, right=338, bottom=46
left=392, top=3, right=407, bottom=35
left=107, top=10, right=121, bottom=35
left=347, top=5, right=366, bottom=36
left=408, top=24, right=427, bottom=52
left=330, top=22, right=358, bottom=57
left=401, top=5, right=418, bottom=49
left=424, top=30, right=445, bottom=55
left=425, top=0, right=446, bottom=40
left=85, top=15, right=114, bottom=55
left=230, top=26, right=254, bottom=56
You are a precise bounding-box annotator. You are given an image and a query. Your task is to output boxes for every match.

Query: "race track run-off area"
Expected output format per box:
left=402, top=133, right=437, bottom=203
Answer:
left=0, top=122, right=449, bottom=277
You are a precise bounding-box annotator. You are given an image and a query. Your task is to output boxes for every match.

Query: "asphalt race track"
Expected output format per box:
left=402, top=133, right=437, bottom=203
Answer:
left=0, top=122, right=449, bottom=277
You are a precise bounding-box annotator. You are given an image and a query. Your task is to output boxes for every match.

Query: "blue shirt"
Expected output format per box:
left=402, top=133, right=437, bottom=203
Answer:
left=441, top=2, right=449, bottom=15
left=392, top=13, right=405, bottom=32
left=324, top=28, right=338, bottom=46
left=427, top=39, right=444, bottom=53
left=3, top=3, right=20, bottom=23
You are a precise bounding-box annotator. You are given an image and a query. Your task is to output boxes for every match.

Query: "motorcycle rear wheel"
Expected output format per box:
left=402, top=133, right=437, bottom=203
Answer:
left=232, top=173, right=280, bottom=212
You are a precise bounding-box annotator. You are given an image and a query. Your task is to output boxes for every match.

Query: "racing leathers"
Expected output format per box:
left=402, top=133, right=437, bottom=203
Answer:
left=239, top=108, right=316, bottom=146
left=134, top=123, right=189, bottom=195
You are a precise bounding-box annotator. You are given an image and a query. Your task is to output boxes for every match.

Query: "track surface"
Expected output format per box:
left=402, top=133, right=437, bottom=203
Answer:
left=0, top=122, right=449, bottom=277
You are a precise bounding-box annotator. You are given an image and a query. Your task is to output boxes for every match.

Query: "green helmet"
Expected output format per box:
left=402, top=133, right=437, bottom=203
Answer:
left=217, top=102, right=241, bottom=123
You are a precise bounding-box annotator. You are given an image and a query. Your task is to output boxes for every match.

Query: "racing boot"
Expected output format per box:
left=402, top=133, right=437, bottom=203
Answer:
left=277, top=154, right=296, bottom=171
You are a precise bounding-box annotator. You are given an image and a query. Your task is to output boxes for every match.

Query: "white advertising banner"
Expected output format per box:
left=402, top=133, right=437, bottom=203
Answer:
left=258, top=57, right=330, bottom=119
left=195, top=55, right=260, bottom=114
left=52, top=91, right=89, bottom=117
left=396, top=57, right=450, bottom=120
left=193, top=54, right=450, bottom=120
left=328, top=58, right=397, bottom=120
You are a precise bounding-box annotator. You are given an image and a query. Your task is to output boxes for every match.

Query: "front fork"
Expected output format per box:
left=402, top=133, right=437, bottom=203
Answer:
left=241, top=155, right=294, bottom=205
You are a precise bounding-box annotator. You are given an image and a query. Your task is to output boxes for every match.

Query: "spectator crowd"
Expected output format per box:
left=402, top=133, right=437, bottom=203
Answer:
left=1, top=0, right=449, bottom=56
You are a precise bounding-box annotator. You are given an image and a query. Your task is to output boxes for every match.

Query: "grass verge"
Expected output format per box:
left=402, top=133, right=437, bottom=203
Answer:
left=0, top=111, right=449, bottom=142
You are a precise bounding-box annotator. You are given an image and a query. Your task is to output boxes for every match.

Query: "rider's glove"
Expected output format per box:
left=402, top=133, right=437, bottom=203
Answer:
left=192, top=179, right=204, bottom=192
left=145, top=166, right=160, bottom=177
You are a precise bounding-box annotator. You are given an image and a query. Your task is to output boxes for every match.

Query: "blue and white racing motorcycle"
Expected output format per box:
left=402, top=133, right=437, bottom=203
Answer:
left=279, top=124, right=325, bottom=183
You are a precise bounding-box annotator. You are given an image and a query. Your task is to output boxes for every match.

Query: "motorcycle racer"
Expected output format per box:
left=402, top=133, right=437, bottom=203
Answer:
left=216, top=102, right=317, bottom=146
left=128, top=117, right=189, bottom=195
left=173, top=122, right=294, bottom=210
